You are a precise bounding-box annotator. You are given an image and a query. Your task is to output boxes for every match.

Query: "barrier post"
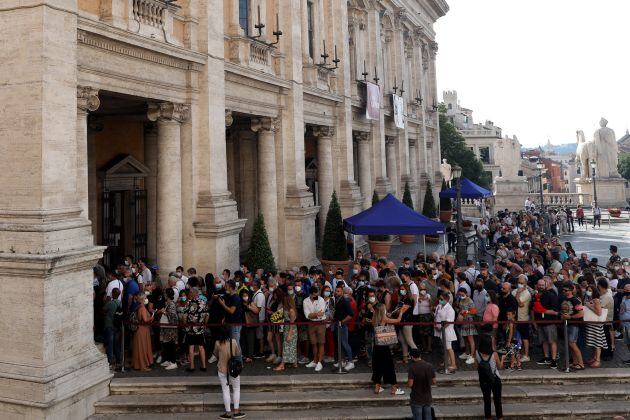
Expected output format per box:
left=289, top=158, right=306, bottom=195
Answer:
left=120, top=323, right=126, bottom=373
left=563, top=319, right=570, bottom=373
left=441, top=321, right=451, bottom=375
left=608, top=214, right=611, bottom=229
left=335, top=321, right=348, bottom=374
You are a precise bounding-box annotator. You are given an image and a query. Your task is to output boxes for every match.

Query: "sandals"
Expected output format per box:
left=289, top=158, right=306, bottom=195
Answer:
left=391, top=388, right=405, bottom=395
left=374, top=386, right=384, bottom=394
left=571, top=364, right=585, bottom=370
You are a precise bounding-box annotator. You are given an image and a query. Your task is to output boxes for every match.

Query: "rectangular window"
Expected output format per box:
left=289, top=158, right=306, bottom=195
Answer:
left=239, top=0, right=249, bottom=35
left=307, top=1, right=314, bottom=59
left=479, top=147, right=490, bottom=164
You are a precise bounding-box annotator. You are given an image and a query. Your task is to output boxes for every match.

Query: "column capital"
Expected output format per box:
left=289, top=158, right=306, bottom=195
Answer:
left=77, top=86, right=100, bottom=113
left=225, top=109, right=234, bottom=127
left=354, top=131, right=369, bottom=143
left=147, top=102, right=190, bottom=123
left=408, top=138, right=417, bottom=147
left=386, top=136, right=396, bottom=146
left=251, top=117, right=279, bottom=133
left=312, top=126, right=336, bottom=138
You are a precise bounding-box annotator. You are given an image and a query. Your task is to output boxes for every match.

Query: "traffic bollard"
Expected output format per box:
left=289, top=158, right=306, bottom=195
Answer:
left=563, top=319, right=570, bottom=373
left=120, top=323, right=126, bottom=373
left=335, top=321, right=348, bottom=374
left=441, top=321, right=451, bottom=375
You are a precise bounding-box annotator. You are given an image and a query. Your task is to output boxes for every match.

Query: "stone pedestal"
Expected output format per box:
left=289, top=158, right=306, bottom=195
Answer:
left=493, top=177, right=530, bottom=211
left=0, top=3, right=111, bottom=419
left=576, top=177, right=627, bottom=208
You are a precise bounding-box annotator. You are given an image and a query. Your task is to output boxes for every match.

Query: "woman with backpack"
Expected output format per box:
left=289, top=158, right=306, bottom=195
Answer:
left=213, top=326, right=245, bottom=419
left=476, top=336, right=505, bottom=420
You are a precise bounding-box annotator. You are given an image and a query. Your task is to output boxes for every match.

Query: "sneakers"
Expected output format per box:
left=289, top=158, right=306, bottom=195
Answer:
left=305, top=361, right=317, bottom=368
left=623, top=359, right=630, bottom=365
left=521, top=355, right=531, bottom=363
left=393, top=388, right=405, bottom=395
left=323, top=356, right=335, bottom=363
left=160, top=361, right=170, bottom=367
left=298, top=356, right=310, bottom=364
left=550, top=360, right=558, bottom=369
left=333, top=360, right=345, bottom=368
left=208, top=355, right=218, bottom=364
left=232, top=413, right=246, bottom=419
left=253, top=353, right=265, bottom=359
left=536, top=357, right=551, bottom=365
left=218, top=414, right=232, bottom=420
left=156, top=355, right=162, bottom=364
left=265, top=354, right=276, bottom=363
left=465, top=356, right=475, bottom=365
left=315, top=362, right=323, bottom=372
left=165, top=362, right=178, bottom=370
left=344, top=362, right=355, bottom=371
left=458, top=353, right=470, bottom=360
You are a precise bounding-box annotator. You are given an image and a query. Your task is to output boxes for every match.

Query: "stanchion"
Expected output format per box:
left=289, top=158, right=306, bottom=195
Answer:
left=334, top=321, right=348, bottom=374
left=440, top=321, right=451, bottom=375
left=120, top=323, right=126, bottom=373
left=563, top=319, right=570, bottom=373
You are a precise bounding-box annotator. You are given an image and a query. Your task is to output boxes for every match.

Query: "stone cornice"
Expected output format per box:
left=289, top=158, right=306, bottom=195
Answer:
left=427, top=0, right=450, bottom=18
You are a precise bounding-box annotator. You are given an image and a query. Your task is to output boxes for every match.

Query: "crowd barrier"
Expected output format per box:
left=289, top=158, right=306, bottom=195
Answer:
left=117, top=317, right=627, bottom=375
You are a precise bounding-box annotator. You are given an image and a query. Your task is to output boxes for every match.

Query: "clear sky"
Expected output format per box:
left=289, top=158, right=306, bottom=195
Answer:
left=434, top=0, right=630, bottom=148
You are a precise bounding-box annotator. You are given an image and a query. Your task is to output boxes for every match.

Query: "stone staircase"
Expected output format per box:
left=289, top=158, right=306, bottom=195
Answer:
left=91, top=369, right=630, bottom=419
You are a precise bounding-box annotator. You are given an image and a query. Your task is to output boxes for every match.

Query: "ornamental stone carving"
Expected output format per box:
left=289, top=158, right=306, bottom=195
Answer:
left=77, top=86, right=100, bottom=112
left=225, top=109, right=234, bottom=127
left=312, top=126, right=336, bottom=138
left=147, top=102, right=190, bottom=123
left=251, top=117, right=279, bottom=133
left=354, top=131, right=370, bottom=143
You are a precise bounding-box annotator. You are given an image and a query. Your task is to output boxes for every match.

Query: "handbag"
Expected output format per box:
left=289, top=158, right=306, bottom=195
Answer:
left=583, top=306, right=607, bottom=323
left=228, top=339, right=243, bottom=381
left=374, top=324, right=398, bottom=346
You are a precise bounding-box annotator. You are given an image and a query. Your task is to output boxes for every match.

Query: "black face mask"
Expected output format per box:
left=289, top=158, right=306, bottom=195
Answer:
left=476, top=285, right=483, bottom=291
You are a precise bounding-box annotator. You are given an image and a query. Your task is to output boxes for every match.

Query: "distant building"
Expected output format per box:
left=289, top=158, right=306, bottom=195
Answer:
left=618, top=129, right=630, bottom=153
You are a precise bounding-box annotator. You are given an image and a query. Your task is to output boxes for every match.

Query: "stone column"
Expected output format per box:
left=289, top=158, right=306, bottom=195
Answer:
left=87, top=116, right=103, bottom=239
left=386, top=136, right=399, bottom=197
left=148, top=102, right=190, bottom=272
left=251, top=117, right=279, bottom=261
left=355, top=131, right=372, bottom=208
left=0, top=3, right=110, bottom=419
left=144, top=122, right=158, bottom=264
left=409, top=138, right=420, bottom=207
left=314, top=126, right=335, bottom=240
left=76, top=86, right=100, bottom=224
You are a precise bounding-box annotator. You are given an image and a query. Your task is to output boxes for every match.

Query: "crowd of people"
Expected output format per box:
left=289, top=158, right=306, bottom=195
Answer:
left=93, top=205, right=630, bottom=420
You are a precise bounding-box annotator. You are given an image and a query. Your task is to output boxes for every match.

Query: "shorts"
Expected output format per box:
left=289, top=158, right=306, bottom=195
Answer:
left=516, top=323, right=530, bottom=341
left=299, top=325, right=309, bottom=342
left=308, top=324, right=326, bottom=344
left=566, top=325, right=579, bottom=343
left=256, top=325, right=264, bottom=340
left=539, top=324, right=557, bottom=343
left=445, top=339, right=453, bottom=350
left=623, top=325, right=630, bottom=345
left=185, top=333, right=205, bottom=346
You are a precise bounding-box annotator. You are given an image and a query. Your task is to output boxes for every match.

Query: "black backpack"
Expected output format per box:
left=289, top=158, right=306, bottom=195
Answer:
left=477, top=352, right=496, bottom=385
left=228, top=339, right=243, bottom=379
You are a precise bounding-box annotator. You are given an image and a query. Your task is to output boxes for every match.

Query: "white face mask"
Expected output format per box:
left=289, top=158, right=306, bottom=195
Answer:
left=295, top=286, right=302, bottom=292
left=420, top=290, right=427, bottom=296
left=242, top=296, right=249, bottom=302
left=368, top=296, right=376, bottom=303
left=353, top=269, right=359, bottom=275
left=586, top=291, right=593, bottom=297
left=143, top=298, right=149, bottom=305
left=517, top=284, right=524, bottom=289
left=400, top=290, right=407, bottom=296
left=269, top=287, right=275, bottom=293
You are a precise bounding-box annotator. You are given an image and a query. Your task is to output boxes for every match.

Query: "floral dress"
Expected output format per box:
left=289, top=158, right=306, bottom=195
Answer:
left=159, top=300, right=178, bottom=344
left=282, top=307, right=297, bottom=364
left=458, top=297, right=477, bottom=336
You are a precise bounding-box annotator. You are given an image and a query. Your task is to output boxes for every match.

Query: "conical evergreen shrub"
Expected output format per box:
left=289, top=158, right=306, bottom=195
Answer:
left=439, top=178, right=452, bottom=211
left=321, top=191, right=348, bottom=261
left=402, top=181, right=414, bottom=210
left=422, top=180, right=437, bottom=219
left=246, top=213, right=276, bottom=272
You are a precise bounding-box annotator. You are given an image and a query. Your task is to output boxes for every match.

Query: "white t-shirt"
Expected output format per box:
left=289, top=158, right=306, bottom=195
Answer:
left=253, top=290, right=266, bottom=322
left=409, top=282, right=420, bottom=315
left=106, top=279, right=124, bottom=302
left=303, top=296, right=327, bottom=321
left=176, top=279, right=186, bottom=292
left=141, top=268, right=152, bottom=284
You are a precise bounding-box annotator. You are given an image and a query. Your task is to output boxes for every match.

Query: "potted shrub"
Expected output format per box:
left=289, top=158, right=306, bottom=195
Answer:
left=608, top=207, right=622, bottom=218
left=246, top=213, right=276, bottom=273
left=399, top=182, right=416, bottom=244
left=422, top=180, right=440, bottom=243
left=439, top=179, right=453, bottom=223
left=320, top=191, right=351, bottom=274
left=368, top=191, right=392, bottom=257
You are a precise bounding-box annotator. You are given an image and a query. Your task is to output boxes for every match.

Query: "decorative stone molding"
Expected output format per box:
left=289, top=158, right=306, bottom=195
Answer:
left=77, top=86, right=100, bottom=112
left=312, top=126, right=336, bottom=138
left=386, top=136, right=396, bottom=146
left=250, top=117, right=279, bottom=133
left=225, top=110, right=234, bottom=127
left=147, top=102, right=190, bottom=123
left=354, top=131, right=370, bottom=143
left=408, top=138, right=417, bottom=147
left=429, top=41, right=439, bottom=57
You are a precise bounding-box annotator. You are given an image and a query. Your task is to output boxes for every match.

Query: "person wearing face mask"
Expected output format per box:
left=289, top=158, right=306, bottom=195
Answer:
left=416, top=283, right=433, bottom=354
left=132, top=293, right=154, bottom=371
left=240, top=288, right=258, bottom=363
left=532, top=278, right=559, bottom=369
left=512, top=275, right=532, bottom=362
left=398, top=257, right=412, bottom=277
left=303, top=286, right=326, bottom=371
left=274, top=290, right=298, bottom=371
left=265, top=281, right=284, bottom=364
left=619, top=284, right=630, bottom=365
left=583, top=284, right=607, bottom=368
left=434, top=293, right=457, bottom=372
left=361, top=289, right=378, bottom=364
left=321, top=285, right=336, bottom=363
left=394, top=283, right=417, bottom=364
left=456, top=287, right=477, bottom=365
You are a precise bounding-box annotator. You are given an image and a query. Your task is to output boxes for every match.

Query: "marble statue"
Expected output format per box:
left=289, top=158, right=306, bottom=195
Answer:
left=440, top=158, right=452, bottom=184
left=575, top=130, right=593, bottom=178
left=592, top=117, right=620, bottom=178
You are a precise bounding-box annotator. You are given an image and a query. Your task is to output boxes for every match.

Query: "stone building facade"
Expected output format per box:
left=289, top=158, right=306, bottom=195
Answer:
left=0, top=0, right=447, bottom=417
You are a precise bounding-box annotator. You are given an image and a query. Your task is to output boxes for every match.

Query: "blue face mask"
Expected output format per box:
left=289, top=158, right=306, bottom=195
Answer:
left=215, top=283, right=222, bottom=290
left=439, top=299, right=446, bottom=306
left=181, top=296, right=187, bottom=302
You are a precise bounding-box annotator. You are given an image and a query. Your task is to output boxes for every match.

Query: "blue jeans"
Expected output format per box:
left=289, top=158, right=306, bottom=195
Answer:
left=411, top=404, right=433, bottom=420
left=230, top=325, right=242, bottom=342
left=104, top=326, right=120, bottom=365
left=335, top=323, right=353, bottom=361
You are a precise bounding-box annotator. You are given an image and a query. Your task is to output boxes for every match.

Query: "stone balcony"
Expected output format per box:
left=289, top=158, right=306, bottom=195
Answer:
left=303, top=63, right=336, bottom=92
left=226, top=36, right=282, bottom=77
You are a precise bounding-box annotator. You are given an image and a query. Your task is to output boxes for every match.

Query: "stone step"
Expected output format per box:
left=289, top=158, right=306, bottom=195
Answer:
left=109, top=369, right=630, bottom=395
left=91, top=400, right=630, bottom=420
left=93, top=383, right=630, bottom=414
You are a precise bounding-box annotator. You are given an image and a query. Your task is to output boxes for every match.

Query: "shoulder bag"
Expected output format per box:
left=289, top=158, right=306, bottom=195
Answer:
left=374, top=324, right=398, bottom=346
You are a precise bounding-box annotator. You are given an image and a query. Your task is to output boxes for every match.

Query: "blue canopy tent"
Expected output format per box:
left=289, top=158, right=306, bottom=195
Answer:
left=439, top=177, right=493, bottom=199
left=343, top=193, right=444, bottom=259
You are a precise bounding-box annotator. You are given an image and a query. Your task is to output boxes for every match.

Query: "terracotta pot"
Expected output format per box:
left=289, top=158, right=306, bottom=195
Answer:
left=609, top=208, right=621, bottom=218
left=425, top=235, right=440, bottom=243
left=439, top=210, right=452, bottom=223
left=399, top=235, right=416, bottom=244
left=320, top=259, right=351, bottom=276
left=368, top=240, right=392, bottom=257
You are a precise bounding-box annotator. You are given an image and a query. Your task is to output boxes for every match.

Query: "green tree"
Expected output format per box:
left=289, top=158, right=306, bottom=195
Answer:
left=321, top=191, right=348, bottom=261
left=402, top=181, right=414, bottom=210
left=368, top=190, right=390, bottom=241
left=246, top=213, right=276, bottom=272
left=439, top=111, right=492, bottom=188
left=619, top=153, right=630, bottom=180
left=439, top=178, right=452, bottom=211
left=422, top=180, right=437, bottom=219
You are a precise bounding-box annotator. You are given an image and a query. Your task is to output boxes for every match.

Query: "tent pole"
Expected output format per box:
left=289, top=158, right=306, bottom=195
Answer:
left=423, top=235, right=426, bottom=262
left=443, top=233, right=447, bottom=256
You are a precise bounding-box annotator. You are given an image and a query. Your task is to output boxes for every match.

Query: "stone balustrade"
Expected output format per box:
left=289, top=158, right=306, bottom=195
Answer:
left=227, top=37, right=279, bottom=76
left=132, top=0, right=166, bottom=28
left=534, top=192, right=592, bottom=207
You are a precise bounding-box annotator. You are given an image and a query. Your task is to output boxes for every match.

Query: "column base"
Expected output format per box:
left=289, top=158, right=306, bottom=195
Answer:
left=283, top=187, right=320, bottom=269
left=338, top=180, right=364, bottom=217
left=193, top=191, right=247, bottom=273
left=374, top=177, right=394, bottom=197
